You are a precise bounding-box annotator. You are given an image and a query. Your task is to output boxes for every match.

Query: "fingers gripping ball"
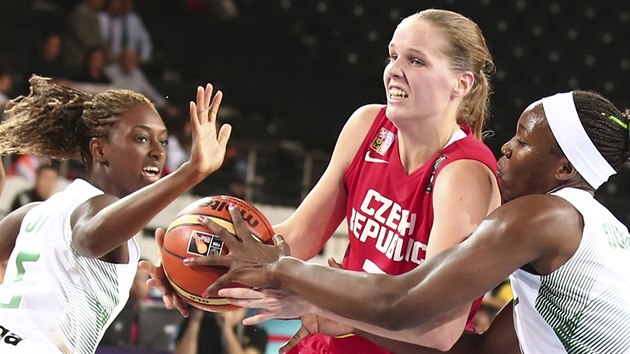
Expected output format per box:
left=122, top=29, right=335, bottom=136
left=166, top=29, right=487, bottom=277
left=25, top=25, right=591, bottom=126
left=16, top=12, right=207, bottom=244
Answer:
left=162, top=195, right=274, bottom=312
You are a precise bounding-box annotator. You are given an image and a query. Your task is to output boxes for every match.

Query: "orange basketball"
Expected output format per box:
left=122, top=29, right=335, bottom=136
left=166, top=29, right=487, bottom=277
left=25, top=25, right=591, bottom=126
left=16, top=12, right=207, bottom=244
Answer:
left=162, top=195, right=274, bottom=312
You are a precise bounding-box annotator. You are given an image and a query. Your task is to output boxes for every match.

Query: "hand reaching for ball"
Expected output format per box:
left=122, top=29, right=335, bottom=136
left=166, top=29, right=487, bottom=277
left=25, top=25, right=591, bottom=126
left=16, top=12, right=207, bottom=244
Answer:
left=184, top=203, right=291, bottom=296
left=138, top=228, right=190, bottom=317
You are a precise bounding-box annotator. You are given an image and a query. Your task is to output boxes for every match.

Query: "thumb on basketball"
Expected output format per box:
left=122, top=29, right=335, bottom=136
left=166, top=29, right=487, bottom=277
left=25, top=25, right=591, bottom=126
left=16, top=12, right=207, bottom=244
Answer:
left=272, top=234, right=291, bottom=256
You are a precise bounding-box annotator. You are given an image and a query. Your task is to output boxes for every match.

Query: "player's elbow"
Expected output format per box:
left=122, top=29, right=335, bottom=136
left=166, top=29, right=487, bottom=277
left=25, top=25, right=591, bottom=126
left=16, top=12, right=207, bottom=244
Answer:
left=430, top=336, right=458, bottom=352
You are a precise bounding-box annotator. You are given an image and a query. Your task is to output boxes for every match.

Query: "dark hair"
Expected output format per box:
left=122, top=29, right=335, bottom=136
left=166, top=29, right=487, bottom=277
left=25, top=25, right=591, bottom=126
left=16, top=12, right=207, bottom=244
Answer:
left=412, top=9, right=495, bottom=139
left=574, top=90, right=630, bottom=172
left=0, top=75, right=154, bottom=166
left=36, top=164, right=59, bottom=175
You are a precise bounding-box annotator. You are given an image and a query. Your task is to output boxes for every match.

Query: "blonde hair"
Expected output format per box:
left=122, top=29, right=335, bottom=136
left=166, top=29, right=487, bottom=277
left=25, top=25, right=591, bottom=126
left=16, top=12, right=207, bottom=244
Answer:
left=411, top=9, right=495, bottom=139
left=0, top=75, right=154, bottom=165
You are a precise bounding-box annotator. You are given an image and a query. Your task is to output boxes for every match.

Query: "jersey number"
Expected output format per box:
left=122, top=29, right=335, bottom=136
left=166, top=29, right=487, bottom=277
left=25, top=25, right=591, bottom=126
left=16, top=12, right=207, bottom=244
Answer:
left=0, top=214, right=47, bottom=308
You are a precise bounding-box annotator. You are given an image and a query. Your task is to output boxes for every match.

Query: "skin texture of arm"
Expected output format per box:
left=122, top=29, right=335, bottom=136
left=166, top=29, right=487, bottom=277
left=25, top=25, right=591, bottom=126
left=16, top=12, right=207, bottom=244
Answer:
left=265, top=195, right=581, bottom=333
left=72, top=85, right=231, bottom=261
left=355, top=303, right=520, bottom=354
left=174, top=310, right=203, bottom=354
left=273, top=104, right=382, bottom=260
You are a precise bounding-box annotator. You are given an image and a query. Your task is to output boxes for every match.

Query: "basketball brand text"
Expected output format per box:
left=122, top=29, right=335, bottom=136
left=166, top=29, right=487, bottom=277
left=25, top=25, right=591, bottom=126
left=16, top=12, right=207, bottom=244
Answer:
left=198, top=199, right=260, bottom=228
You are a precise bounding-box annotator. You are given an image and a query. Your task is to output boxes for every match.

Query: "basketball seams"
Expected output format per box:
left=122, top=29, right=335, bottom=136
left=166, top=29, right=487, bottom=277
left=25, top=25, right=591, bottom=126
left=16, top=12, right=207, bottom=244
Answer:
left=162, top=195, right=274, bottom=312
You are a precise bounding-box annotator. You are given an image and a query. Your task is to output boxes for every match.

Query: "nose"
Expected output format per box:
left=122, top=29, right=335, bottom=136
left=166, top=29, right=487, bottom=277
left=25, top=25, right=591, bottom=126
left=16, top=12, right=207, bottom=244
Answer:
left=384, top=59, right=403, bottom=79
left=500, top=139, right=512, bottom=158
left=149, top=138, right=166, bottom=159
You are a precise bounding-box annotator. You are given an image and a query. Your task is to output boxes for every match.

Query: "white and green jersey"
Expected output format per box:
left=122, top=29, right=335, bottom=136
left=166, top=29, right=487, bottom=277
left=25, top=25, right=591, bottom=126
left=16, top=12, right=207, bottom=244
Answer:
left=0, top=179, right=139, bottom=353
left=510, top=187, right=630, bottom=354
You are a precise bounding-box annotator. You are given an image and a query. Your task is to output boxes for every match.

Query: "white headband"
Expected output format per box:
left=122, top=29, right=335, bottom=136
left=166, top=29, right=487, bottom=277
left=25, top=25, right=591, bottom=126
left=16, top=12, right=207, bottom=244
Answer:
left=542, top=92, right=615, bottom=189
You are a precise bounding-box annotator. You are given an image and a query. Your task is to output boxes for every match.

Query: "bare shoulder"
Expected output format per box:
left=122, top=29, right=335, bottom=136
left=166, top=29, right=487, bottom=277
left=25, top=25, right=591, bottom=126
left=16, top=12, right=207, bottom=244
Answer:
left=437, top=159, right=496, bottom=186
left=70, top=193, right=120, bottom=227
left=498, top=194, right=580, bottom=224
left=343, top=104, right=384, bottom=133
left=331, top=104, right=385, bottom=168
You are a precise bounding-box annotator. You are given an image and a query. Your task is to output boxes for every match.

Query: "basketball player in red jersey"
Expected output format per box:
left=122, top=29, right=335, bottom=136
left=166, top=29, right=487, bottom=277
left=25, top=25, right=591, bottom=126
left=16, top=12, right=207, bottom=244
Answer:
left=142, top=9, right=500, bottom=353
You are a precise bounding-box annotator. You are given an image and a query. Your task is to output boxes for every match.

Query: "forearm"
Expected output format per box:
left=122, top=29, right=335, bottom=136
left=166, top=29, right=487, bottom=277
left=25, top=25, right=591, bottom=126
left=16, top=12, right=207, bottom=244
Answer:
left=271, top=246, right=510, bottom=333
left=222, top=325, right=246, bottom=354
left=272, top=257, right=422, bottom=330
left=175, top=320, right=201, bottom=354
left=74, top=164, right=204, bottom=257
left=315, top=303, right=468, bottom=350
left=357, top=329, right=481, bottom=354
left=359, top=303, right=519, bottom=354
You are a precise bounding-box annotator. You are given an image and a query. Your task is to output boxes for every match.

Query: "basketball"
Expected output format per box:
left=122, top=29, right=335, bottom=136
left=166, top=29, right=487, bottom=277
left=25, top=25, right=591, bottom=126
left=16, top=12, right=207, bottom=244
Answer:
left=161, top=195, right=275, bottom=312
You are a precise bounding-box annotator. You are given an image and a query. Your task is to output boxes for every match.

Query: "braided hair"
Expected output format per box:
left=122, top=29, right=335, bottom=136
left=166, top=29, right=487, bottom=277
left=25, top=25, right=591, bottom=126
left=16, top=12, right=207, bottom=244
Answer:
left=574, top=90, right=630, bottom=171
left=0, top=75, right=153, bottom=166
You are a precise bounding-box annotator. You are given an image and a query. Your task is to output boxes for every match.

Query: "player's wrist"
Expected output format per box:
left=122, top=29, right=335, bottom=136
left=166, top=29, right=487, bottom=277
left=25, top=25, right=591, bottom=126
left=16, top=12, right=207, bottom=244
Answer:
left=269, top=256, right=300, bottom=289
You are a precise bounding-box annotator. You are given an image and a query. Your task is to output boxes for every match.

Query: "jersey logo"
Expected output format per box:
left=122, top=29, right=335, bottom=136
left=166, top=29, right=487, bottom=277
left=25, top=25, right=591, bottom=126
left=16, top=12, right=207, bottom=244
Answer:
left=364, top=151, right=389, bottom=164
left=370, top=128, right=396, bottom=155
left=0, top=324, right=24, bottom=346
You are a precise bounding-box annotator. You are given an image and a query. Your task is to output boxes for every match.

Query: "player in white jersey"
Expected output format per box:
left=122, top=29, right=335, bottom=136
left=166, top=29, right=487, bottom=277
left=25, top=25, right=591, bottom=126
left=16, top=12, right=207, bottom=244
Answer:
left=0, top=76, right=231, bottom=353
left=179, top=90, right=630, bottom=354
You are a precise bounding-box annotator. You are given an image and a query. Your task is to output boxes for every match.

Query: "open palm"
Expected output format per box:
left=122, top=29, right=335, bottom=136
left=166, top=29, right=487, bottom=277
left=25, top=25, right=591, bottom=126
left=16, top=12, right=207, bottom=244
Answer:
left=187, top=84, right=232, bottom=177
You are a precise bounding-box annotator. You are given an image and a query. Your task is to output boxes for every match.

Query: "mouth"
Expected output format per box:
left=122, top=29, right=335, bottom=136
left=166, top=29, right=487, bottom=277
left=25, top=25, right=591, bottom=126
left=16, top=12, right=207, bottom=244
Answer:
left=141, top=166, right=161, bottom=181
left=388, top=87, right=409, bottom=100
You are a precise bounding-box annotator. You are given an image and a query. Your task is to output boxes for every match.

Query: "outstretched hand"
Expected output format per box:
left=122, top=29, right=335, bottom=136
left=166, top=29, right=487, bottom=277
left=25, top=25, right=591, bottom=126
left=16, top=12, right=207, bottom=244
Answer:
left=183, top=204, right=290, bottom=296
left=186, top=84, right=232, bottom=179
left=138, top=228, right=189, bottom=317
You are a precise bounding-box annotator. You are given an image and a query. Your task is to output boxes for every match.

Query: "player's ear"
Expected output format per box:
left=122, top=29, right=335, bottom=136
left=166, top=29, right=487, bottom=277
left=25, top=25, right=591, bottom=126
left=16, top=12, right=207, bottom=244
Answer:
left=453, top=71, right=474, bottom=98
left=90, top=137, right=109, bottom=166
left=555, top=157, right=577, bottom=182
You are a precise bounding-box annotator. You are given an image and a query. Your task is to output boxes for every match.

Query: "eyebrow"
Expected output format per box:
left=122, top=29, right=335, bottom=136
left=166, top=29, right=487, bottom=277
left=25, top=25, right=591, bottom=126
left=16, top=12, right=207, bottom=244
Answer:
left=388, top=44, right=428, bottom=57
left=133, top=125, right=169, bottom=135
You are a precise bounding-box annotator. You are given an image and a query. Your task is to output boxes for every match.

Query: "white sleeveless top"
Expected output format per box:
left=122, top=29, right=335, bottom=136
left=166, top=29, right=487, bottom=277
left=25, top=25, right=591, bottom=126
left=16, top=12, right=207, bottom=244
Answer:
left=0, top=179, right=140, bottom=354
left=510, top=187, right=630, bottom=354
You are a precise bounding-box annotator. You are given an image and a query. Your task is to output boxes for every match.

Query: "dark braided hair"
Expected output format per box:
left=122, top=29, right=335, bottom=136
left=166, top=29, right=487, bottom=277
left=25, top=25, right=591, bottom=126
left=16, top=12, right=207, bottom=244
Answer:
left=0, top=75, right=154, bottom=166
left=573, top=90, right=630, bottom=172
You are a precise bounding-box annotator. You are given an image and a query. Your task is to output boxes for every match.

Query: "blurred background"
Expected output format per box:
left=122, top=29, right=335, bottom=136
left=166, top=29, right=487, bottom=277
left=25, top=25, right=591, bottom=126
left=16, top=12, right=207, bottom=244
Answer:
left=0, top=0, right=628, bottom=353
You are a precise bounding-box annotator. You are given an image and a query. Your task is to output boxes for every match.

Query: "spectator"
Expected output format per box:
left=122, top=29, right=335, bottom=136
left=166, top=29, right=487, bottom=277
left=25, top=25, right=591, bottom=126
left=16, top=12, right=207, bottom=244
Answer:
left=74, top=46, right=112, bottom=84
left=100, top=0, right=153, bottom=64
left=98, top=0, right=124, bottom=62
left=30, top=32, right=69, bottom=80
left=105, top=48, right=179, bottom=117
left=175, top=307, right=268, bottom=354
left=10, top=164, right=60, bottom=211
left=6, top=155, right=50, bottom=183
left=0, top=61, right=14, bottom=116
left=64, top=0, right=107, bottom=71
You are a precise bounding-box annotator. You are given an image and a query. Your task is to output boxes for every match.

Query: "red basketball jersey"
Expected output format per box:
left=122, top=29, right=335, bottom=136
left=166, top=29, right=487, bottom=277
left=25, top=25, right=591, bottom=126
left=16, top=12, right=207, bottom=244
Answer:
left=291, top=107, right=498, bottom=353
